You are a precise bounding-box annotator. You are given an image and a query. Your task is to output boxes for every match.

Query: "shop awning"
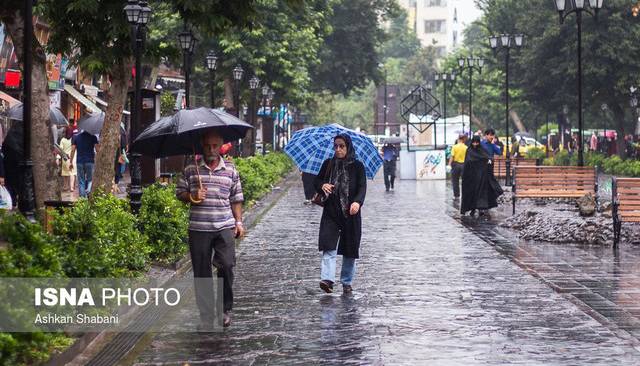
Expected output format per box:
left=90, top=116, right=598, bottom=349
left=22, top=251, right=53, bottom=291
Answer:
left=0, top=91, right=20, bottom=108
left=64, top=85, right=101, bottom=114
left=85, top=95, right=130, bottom=115
left=89, top=95, right=107, bottom=107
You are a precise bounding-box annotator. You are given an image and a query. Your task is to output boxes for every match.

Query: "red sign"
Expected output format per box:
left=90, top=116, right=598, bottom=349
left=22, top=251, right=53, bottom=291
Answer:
left=4, top=69, right=20, bottom=88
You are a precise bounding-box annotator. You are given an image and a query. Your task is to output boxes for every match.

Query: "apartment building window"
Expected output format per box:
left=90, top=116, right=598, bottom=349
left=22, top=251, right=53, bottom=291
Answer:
left=453, top=8, right=458, bottom=23
left=435, top=46, right=447, bottom=58
left=452, top=30, right=458, bottom=46
left=424, top=20, right=446, bottom=34
left=425, top=0, right=446, bottom=7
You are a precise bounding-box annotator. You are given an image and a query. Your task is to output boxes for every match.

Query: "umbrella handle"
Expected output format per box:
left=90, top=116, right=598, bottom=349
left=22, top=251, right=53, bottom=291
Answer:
left=192, top=145, right=203, bottom=191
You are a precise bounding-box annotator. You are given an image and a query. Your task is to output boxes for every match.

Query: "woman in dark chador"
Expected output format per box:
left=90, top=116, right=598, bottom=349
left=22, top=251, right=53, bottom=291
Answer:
left=461, top=136, right=503, bottom=216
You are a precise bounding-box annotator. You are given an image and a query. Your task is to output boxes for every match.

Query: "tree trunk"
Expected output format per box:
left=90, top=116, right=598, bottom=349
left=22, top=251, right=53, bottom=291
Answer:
left=91, top=61, right=131, bottom=195
left=0, top=9, right=61, bottom=213
left=509, top=109, right=527, bottom=133
left=224, top=77, right=235, bottom=113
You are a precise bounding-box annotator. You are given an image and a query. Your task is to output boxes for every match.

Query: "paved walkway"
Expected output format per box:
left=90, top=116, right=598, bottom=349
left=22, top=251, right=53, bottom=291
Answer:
left=131, top=176, right=640, bottom=365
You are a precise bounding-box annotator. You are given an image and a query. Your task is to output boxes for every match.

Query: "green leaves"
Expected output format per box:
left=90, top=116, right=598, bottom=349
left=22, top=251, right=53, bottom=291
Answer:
left=139, top=183, right=189, bottom=265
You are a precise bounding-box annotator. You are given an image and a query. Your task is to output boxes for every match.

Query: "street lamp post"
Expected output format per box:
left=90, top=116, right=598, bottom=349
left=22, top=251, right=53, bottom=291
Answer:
left=248, top=76, right=260, bottom=156
left=232, top=65, right=244, bottom=155
left=553, top=0, right=603, bottom=166
left=20, top=0, right=36, bottom=221
left=379, top=63, right=387, bottom=136
left=434, top=72, right=456, bottom=145
left=124, top=0, right=151, bottom=214
left=490, top=33, right=524, bottom=186
left=178, top=27, right=195, bottom=108
left=206, top=51, right=218, bottom=108
left=261, top=85, right=269, bottom=155
left=630, top=87, right=639, bottom=137
left=458, top=56, right=484, bottom=137
left=601, top=103, right=608, bottom=149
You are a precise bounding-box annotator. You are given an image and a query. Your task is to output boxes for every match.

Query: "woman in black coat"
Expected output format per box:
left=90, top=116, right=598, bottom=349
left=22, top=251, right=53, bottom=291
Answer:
left=461, top=135, right=503, bottom=216
left=314, top=134, right=366, bottom=295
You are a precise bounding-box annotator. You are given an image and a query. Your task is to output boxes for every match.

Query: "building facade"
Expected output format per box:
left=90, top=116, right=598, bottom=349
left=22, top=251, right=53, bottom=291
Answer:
left=400, top=0, right=482, bottom=57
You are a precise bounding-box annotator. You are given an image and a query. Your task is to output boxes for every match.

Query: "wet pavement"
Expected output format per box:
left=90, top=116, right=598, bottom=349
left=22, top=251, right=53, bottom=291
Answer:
left=131, top=176, right=640, bottom=365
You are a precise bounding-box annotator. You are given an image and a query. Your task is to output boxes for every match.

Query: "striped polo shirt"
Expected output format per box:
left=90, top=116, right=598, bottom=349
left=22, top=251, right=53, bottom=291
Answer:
left=176, top=158, right=244, bottom=232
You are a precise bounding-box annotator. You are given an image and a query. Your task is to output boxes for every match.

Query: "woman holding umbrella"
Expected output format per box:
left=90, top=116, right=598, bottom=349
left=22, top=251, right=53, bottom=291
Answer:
left=314, top=134, right=367, bottom=295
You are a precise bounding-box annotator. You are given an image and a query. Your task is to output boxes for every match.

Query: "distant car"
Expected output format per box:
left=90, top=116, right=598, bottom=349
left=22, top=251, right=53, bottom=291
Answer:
left=499, top=136, right=546, bottom=157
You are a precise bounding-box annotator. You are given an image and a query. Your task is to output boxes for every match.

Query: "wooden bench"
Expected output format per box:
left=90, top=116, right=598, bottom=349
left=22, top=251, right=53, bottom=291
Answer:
left=512, top=166, right=598, bottom=214
left=612, top=177, right=640, bottom=246
left=493, top=156, right=539, bottom=178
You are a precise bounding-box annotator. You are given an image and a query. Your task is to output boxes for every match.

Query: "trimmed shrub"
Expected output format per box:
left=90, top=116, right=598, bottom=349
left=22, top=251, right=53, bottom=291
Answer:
left=51, top=193, right=150, bottom=277
left=140, top=183, right=189, bottom=265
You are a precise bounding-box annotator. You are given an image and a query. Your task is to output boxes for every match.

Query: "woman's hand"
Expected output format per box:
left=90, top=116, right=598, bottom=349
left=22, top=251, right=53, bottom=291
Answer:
left=322, top=183, right=334, bottom=195
left=349, top=202, right=360, bottom=215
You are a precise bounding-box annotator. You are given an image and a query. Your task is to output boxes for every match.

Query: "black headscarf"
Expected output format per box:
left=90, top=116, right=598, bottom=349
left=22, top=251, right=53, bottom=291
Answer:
left=331, top=134, right=355, bottom=217
left=465, top=135, right=488, bottom=163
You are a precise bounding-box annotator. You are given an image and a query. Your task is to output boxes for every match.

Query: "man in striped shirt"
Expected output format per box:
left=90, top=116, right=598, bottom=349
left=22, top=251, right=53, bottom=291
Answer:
left=176, top=130, right=244, bottom=329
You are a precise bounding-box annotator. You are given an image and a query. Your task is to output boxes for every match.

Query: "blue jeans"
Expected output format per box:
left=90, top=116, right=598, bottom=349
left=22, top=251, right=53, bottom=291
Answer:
left=321, top=250, right=356, bottom=285
left=77, top=162, right=94, bottom=198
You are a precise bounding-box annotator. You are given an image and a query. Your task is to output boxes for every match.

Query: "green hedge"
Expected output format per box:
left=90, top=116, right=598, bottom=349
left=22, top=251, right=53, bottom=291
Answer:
left=140, top=183, right=189, bottom=265
left=543, top=151, right=640, bottom=177
left=0, top=213, right=73, bottom=366
left=234, top=152, right=293, bottom=205
left=52, top=194, right=150, bottom=278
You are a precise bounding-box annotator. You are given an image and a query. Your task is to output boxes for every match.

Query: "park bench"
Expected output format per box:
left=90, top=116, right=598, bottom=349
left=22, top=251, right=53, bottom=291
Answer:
left=612, top=177, right=640, bottom=246
left=493, top=156, right=539, bottom=178
left=512, top=166, right=598, bottom=214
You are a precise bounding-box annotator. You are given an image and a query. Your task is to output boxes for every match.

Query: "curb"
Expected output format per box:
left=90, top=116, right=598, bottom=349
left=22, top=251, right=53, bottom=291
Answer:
left=55, top=170, right=298, bottom=366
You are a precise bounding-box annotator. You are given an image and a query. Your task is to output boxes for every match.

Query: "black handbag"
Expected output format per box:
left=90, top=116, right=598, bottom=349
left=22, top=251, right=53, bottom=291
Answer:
left=311, top=162, right=333, bottom=207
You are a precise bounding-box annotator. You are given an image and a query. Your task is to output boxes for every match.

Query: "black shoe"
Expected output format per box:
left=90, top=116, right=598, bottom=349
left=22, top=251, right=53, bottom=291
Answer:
left=320, top=280, right=334, bottom=293
left=343, top=285, right=353, bottom=295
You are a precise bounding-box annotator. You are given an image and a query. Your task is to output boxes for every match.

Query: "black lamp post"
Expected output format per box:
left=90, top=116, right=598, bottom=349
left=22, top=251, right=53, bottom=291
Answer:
left=630, top=87, right=639, bottom=138
left=434, top=72, right=456, bottom=146
left=379, top=63, right=387, bottom=135
left=458, top=56, right=484, bottom=136
left=553, top=0, right=603, bottom=166
left=232, top=64, right=244, bottom=118
left=261, top=85, right=270, bottom=155
left=20, top=0, right=36, bottom=221
left=178, top=26, right=195, bottom=108
left=490, top=33, right=524, bottom=186
left=601, top=103, right=608, bottom=145
left=248, top=76, right=260, bottom=156
left=206, top=51, right=218, bottom=108
left=124, top=0, right=151, bottom=214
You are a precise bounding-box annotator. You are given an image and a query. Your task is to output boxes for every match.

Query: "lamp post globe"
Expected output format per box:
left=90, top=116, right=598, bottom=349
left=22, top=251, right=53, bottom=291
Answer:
left=249, top=76, right=260, bottom=90
left=138, top=1, right=151, bottom=25
left=206, top=52, right=217, bottom=71
left=124, top=0, right=142, bottom=25
left=233, top=65, right=244, bottom=81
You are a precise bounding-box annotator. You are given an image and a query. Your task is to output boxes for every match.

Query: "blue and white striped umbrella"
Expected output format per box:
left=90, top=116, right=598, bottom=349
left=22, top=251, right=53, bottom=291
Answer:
left=284, top=123, right=383, bottom=179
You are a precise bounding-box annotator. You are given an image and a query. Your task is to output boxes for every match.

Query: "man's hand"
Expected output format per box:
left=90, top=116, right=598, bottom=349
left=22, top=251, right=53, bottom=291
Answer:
left=349, top=202, right=360, bottom=215
left=322, top=183, right=334, bottom=195
left=234, top=222, right=245, bottom=238
left=0, top=177, right=5, bottom=186
left=69, top=163, right=74, bottom=170
left=194, top=187, right=207, bottom=201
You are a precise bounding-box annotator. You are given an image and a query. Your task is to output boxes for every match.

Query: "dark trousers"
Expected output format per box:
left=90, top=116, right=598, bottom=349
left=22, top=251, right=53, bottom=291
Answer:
left=189, top=229, right=236, bottom=320
left=451, top=162, right=464, bottom=198
left=383, top=160, right=396, bottom=190
left=301, top=172, right=317, bottom=200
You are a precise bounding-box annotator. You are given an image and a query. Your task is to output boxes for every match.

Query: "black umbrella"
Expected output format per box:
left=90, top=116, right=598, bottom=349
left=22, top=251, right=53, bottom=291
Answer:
left=4, top=103, right=68, bottom=126
left=131, top=107, right=253, bottom=158
left=77, top=112, right=105, bottom=136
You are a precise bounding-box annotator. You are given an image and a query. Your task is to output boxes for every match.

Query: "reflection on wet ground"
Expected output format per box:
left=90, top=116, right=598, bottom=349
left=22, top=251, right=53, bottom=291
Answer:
left=131, top=176, right=640, bottom=365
